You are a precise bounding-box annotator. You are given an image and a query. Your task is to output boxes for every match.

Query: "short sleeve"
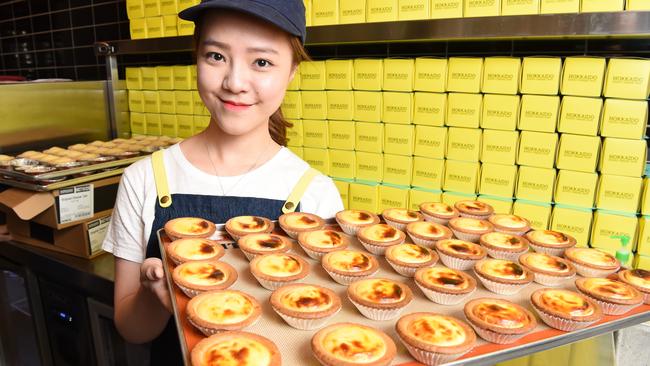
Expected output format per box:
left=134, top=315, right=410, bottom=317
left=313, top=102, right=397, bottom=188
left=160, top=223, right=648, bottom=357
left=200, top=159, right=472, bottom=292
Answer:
left=299, top=174, right=344, bottom=219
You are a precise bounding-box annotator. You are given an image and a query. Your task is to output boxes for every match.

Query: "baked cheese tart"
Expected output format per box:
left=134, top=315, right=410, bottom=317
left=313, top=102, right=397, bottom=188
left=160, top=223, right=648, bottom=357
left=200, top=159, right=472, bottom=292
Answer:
left=435, top=239, right=487, bottom=270
left=488, top=214, right=531, bottom=236
left=270, top=284, right=341, bottom=330
left=530, top=288, right=603, bottom=331
left=357, top=224, right=406, bottom=255
left=335, top=209, right=381, bottom=235
left=385, top=243, right=438, bottom=277
left=419, top=202, right=459, bottom=224
left=347, top=278, right=413, bottom=320
left=237, top=233, right=292, bottom=261
left=186, top=290, right=261, bottom=335
left=396, top=313, right=476, bottom=365
left=297, top=229, right=350, bottom=261
left=190, top=331, right=280, bottom=366
left=311, top=323, right=396, bottom=366
left=455, top=200, right=494, bottom=219
left=519, top=252, right=576, bottom=286
left=225, top=216, right=274, bottom=241
left=414, top=266, right=477, bottom=305
left=479, top=232, right=529, bottom=261
left=278, top=212, right=325, bottom=238
left=564, top=247, right=620, bottom=278
left=575, top=278, right=643, bottom=315
left=249, top=253, right=310, bottom=290
left=405, top=221, right=453, bottom=248
left=172, top=261, right=237, bottom=298
left=164, top=217, right=216, bottom=240
left=473, top=259, right=533, bottom=295
left=464, top=298, right=537, bottom=344
left=321, top=250, right=380, bottom=285
left=617, top=269, right=650, bottom=304
left=381, top=208, right=424, bottom=231
left=448, top=217, right=494, bottom=243
left=524, top=230, right=577, bottom=256
left=166, top=238, right=225, bottom=265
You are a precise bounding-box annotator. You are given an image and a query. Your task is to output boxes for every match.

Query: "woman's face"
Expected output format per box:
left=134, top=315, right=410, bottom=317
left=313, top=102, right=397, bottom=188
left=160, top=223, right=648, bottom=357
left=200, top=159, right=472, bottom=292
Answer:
left=196, top=10, right=296, bottom=137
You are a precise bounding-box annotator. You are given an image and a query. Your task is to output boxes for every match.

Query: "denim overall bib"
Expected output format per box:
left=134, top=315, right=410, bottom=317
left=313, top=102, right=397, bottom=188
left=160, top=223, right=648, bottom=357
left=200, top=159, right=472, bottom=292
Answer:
left=144, top=149, right=319, bottom=364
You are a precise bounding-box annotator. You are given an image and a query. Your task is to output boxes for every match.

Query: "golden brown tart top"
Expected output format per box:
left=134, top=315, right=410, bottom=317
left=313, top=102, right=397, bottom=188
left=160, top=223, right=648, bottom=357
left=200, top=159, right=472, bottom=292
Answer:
left=564, top=248, right=620, bottom=270
left=488, top=214, right=531, bottom=231
left=575, top=278, right=643, bottom=305
left=435, top=239, right=487, bottom=260
left=270, top=284, right=341, bottom=319
left=449, top=217, right=494, bottom=234
left=382, top=208, right=424, bottom=224
left=164, top=217, right=216, bottom=239
left=419, top=202, right=460, bottom=218
left=311, top=323, right=396, bottom=366
left=237, top=233, right=292, bottom=255
left=172, top=261, right=237, bottom=291
left=414, top=267, right=477, bottom=294
left=385, top=243, right=438, bottom=267
left=396, top=313, right=476, bottom=354
left=519, top=253, right=576, bottom=277
left=191, top=331, right=280, bottom=366
left=464, top=298, right=537, bottom=334
left=187, top=290, right=261, bottom=330
left=480, top=232, right=529, bottom=252
left=335, top=209, right=381, bottom=226
left=226, top=216, right=273, bottom=235
left=348, top=278, right=413, bottom=309
left=357, top=224, right=406, bottom=245
left=406, top=221, right=453, bottom=241
left=321, top=250, right=379, bottom=276
left=250, top=253, right=310, bottom=280
left=298, top=230, right=350, bottom=252
left=279, top=212, right=325, bottom=232
left=618, top=269, right=650, bottom=293
left=474, top=259, right=534, bottom=284
left=167, top=238, right=225, bottom=263
left=525, top=230, right=576, bottom=248
left=531, top=289, right=602, bottom=321
left=455, top=200, right=494, bottom=216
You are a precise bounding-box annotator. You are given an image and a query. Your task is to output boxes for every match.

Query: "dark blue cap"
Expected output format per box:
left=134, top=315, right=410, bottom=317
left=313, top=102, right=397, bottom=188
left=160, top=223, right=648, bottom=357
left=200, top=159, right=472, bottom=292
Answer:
left=178, top=0, right=307, bottom=44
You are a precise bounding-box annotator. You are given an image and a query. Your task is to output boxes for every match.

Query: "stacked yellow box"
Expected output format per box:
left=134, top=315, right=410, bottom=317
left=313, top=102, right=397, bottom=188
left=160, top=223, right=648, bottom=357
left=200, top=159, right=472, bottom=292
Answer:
left=127, top=0, right=198, bottom=39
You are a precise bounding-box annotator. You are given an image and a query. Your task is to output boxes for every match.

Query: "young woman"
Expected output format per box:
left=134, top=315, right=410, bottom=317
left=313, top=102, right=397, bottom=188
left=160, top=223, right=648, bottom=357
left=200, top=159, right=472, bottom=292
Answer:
left=102, top=1, right=343, bottom=363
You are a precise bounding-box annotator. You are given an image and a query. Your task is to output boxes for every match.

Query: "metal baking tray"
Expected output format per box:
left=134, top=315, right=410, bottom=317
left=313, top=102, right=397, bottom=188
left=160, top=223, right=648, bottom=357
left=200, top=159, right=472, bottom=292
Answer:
left=0, top=155, right=142, bottom=181
left=0, top=168, right=126, bottom=192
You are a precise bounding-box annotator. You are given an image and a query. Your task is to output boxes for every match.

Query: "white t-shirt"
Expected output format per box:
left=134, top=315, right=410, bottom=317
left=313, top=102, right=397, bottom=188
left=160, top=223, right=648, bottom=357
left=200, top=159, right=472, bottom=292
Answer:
left=102, top=144, right=343, bottom=263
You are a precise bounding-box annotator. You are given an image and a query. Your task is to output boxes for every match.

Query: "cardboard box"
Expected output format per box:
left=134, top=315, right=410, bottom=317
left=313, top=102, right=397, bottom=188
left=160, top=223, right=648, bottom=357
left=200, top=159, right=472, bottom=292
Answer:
left=328, top=120, right=355, bottom=150
left=161, top=114, right=177, bottom=137
left=177, top=17, right=194, bottom=36
left=353, top=91, right=382, bottom=123
left=176, top=114, right=194, bottom=138
left=287, top=64, right=301, bottom=90
left=540, top=0, right=579, bottom=13
left=329, top=149, right=356, bottom=179
left=190, top=65, right=197, bottom=87
left=627, top=0, right=650, bottom=10
left=145, top=113, right=162, bottom=135
left=173, top=91, right=193, bottom=115
left=367, top=0, right=399, bottom=22
left=128, top=90, right=144, bottom=113
left=550, top=206, right=593, bottom=247
left=447, top=57, right=484, bottom=93
left=557, top=96, right=602, bottom=136
left=353, top=59, right=383, bottom=91
left=642, top=179, right=650, bottom=216
left=595, top=175, right=642, bottom=213
left=125, top=67, right=142, bottom=90
left=382, top=92, right=413, bottom=124
left=286, top=119, right=303, bottom=147
left=481, top=94, right=520, bottom=131
left=502, top=0, right=540, bottom=14
left=516, top=166, right=556, bottom=202
left=414, top=58, right=447, bottom=92
left=599, top=138, right=647, bottom=177
left=340, top=0, right=367, bottom=24
left=160, top=0, right=177, bottom=15
left=560, top=57, right=607, bottom=97
left=581, top=0, right=624, bottom=12
left=379, top=185, right=410, bottom=211
left=383, top=58, right=415, bottom=92
left=482, top=57, right=521, bottom=95
left=384, top=124, right=415, bottom=156
left=446, top=92, right=482, bottom=128
left=603, top=58, right=650, bottom=100
left=325, top=59, right=354, bottom=90
left=554, top=170, right=598, bottom=208
left=637, top=216, right=650, bottom=255
left=513, top=200, right=552, bottom=230
left=520, top=57, right=562, bottom=95
left=326, top=91, right=354, bottom=120
left=349, top=182, right=380, bottom=213
left=478, top=195, right=513, bottom=214
left=158, top=91, right=175, bottom=114
left=355, top=122, right=384, bottom=153
left=192, top=90, right=209, bottom=116
left=442, top=191, right=478, bottom=206
left=145, top=16, right=163, bottom=38
left=303, top=148, right=330, bottom=175
left=282, top=91, right=302, bottom=119
left=130, top=112, right=146, bottom=134
left=312, top=0, right=339, bottom=25
left=355, top=152, right=384, bottom=183
left=412, top=157, right=444, bottom=190
left=443, top=160, right=480, bottom=194
left=600, top=98, right=648, bottom=140
left=431, top=0, right=463, bottom=18
left=300, top=61, right=327, bottom=90
left=481, top=129, right=519, bottom=165
left=518, top=94, right=560, bottom=133
left=383, top=154, right=413, bottom=186
left=302, top=119, right=329, bottom=148
left=162, top=15, right=178, bottom=36
left=517, top=131, right=558, bottom=168
left=172, top=65, right=192, bottom=90
left=143, top=90, right=160, bottom=113
left=635, top=254, right=650, bottom=270
left=446, top=127, right=482, bottom=162
left=333, top=180, right=350, bottom=209
left=409, top=189, right=443, bottom=211
left=288, top=145, right=304, bottom=159
left=399, top=0, right=430, bottom=19
left=465, top=0, right=501, bottom=16
left=413, top=92, right=446, bottom=126
left=556, top=134, right=600, bottom=172
left=141, top=67, right=157, bottom=90
left=126, top=0, right=145, bottom=19
left=305, top=0, right=313, bottom=26
left=130, top=18, right=147, bottom=39
left=479, top=163, right=517, bottom=198
left=301, top=91, right=328, bottom=120
left=143, top=0, right=160, bottom=16
left=414, top=125, right=447, bottom=158
left=591, top=211, right=638, bottom=252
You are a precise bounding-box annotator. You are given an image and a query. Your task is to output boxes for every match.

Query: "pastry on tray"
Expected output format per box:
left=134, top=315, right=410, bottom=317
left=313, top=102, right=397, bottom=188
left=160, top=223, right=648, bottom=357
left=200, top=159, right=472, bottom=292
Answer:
left=164, top=217, right=216, bottom=240
left=357, top=224, right=406, bottom=255
left=418, top=202, right=459, bottom=225
left=249, top=253, right=310, bottom=290
left=172, top=260, right=237, bottom=298
left=347, top=278, right=413, bottom=320
left=385, top=243, right=439, bottom=277
left=473, top=258, right=534, bottom=295
left=311, top=322, right=396, bottom=366
left=519, top=252, right=576, bottom=287
left=617, top=269, right=650, bottom=304
left=225, top=215, right=274, bottom=240
left=448, top=217, right=494, bottom=243
left=297, top=229, right=351, bottom=261
left=335, top=209, right=381, bottom=235
left=575, top=277, right=643, bottom=315
left=166, top=238, right=225, bottom=265
left=454, top=200, right=494, bottom=220
left=464, top=298, right=537, bottom=344
left=191, top=331, right=280, bottom=366
left=563, top=247, right=621, bottom=278
left=435, top=239, right=487, bottom=270
left=524, top=230, right=576, bottom=256
left=488, top=214, right=531, bottom=236
left=186, top=290, right=261, bottom=335
left=321, top=249, right=380, bottom=285
left=270, top=283, right=341, bottom=330
left=405, top=221, right=453, bottom=248
left=381, top=208, right=424, bottom=231
left=278, top=212, right=325, bottom=238
left=414, top=266, right=477, bottom=305
left=530, top=288, right=603, bottom=331
left=237, top=233, right=292, bottom=261
left=479, top=232, right=529, bottom=261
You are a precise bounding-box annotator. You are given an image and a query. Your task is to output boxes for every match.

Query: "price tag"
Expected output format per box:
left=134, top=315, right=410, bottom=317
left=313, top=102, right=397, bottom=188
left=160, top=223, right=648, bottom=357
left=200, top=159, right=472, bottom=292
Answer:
left=87, top=216, right=111, bottom=255
left=58, top=184, right=94, bottom=224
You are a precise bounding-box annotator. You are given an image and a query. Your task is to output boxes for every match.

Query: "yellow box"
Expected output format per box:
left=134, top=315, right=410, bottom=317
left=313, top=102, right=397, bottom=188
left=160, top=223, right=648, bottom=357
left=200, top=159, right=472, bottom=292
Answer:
left=413, top=92, right=446, bottom=126
left=513, top=200, right=552, bottom=229
left=446, top=127, right=482, bottom=162
left=173, top=91, right=192, bottom=115
left=286, top=119, right=303, bottom=146
left=190, top=65, right=197, bottom=87
left=326, top=91, right=354, bottom=120
left=303, top=148, right=330, bottom=175
left=627, top=0, right=650, bottom=10
left=442, top=191, right=478, bottom=206
left=333, top=180, right=350, bottom=209
left=353, top=59, right=383, bottom=91
left=382, top=92, right=413, bottom=124
left=642, top=179, right=650, bottom=216
left=126, top=0, right=145, bottom=19
left=482, top=57, right=521, bottom=95
left=353, top=91, right=382, bottom=122
left=599, top=138, right=647, bottom=177
left=312, top=0, right=339, bottom=25
left=158, top=91, right=175, bottom=114
left=520, top=57, right=562, bottom=95
left=600, top=98, right=648, bottom=140
left=143, top=90, right=160, bottom=113
left=479, top=163, right=517, bottom=198
left=159, top=0, right=177, bottom=15
left=329, top=149, right=356, bottom=179
left=414, top=125, right=447, bottom=158
left=516, top=166, right=556, bottom=202
left=155, top=66, right=173, bottom=90
left=384, top=154, right=413, bottom=186
left=356, top=122, right=384, bottom=153
left=300, top=61, right=327, bottom=90
left=145, top=16, right=163, bottom=38
left=379, top=185, right=410, bottom=211
left=581, top=0, right=624, bottom=12
left=554, top=170, right=597, bottom=208
left=447, top=57, right=483, bottom=93
left=143, top=0, right=160, bottom=17
left=349, top=182, right=380, bottom=213
left=540, top=0, right=579, bottom=13
left=325, top=59, right=354, bottom=90
left=446, top=93, right=482, bottom=128
left=130, top=112, right=146, bottom=134
left=518, top=95, right=560, bottom=133
left=560, top=57, right=606, bottom=97
left=172, top=65, right=192, bottom=90
left=301, top=91, right=328, bottom=120
left=130, top=18, right=147, bottom=39
left=125, top=67, right=142, bottom=90
left=288, top=65, right=301, bottom=90
left=176, top=114, right=194, bottom=138
left=481, top=94, right=520, bottom=131
left=340, top=0, right=367, bottom=24
left=604, top=58, right=650, bottom=100
left=635, top=254, right=650, bottom=270
left=288, top=145, right=304, bottom=159
left=591, top=211, right=638, bottom=252
left=160, top=114, right=177, bottom=137
left=304, top=0, right=312, bottom=26
left=128, top=90, right=144, bottom=113
left=177, top=17, right=194, bottom=35
left=409, top=189, right=443, bottom=211
left=637, top=216, right=650, bottom=255
left=478, top=196, right=513, bottom=214
left=141, top=67, right=157, bottom=90
left=444, top=160, right=480, bottom=194
left=383, top=58, right=415, bottom=92
left=302, top=119, right=329, bottom=148
left=556, top=134, right=600, bottom=172
left=177, top=0, right=198, bottom=11
left=356, top=152, right=384, bottom=182
left=414, top=58, right=447, bottom=92
left=431, top=0, right=463, bottom=18
left=465, top=0, right=501, bottom=16
left=481, top=129, right=518, bottom=165
left=192, top=90, right=209, bottom=115
left=162, top=15, right=178, bottom=36
left=596, top=175, right=642, bottom=213
left=502, top=0, right=540, bottom=14
left=399, top=0, right=430, bottom=19
left=145, top=113, right=161, bottom=135
left=557, top=96, right=602, bottom=136
left=412, top=157, right=444, bottom=190
left=193, top=115, right=210, bottom=132
left=384, top=124, right=414, bottom=156
left=517, top=131, right=558, bottom=168
left=328, top=120, right=355, bottom=150
left=550, top=206, right=593, bottom=247
left=281, top=91, right=302, bottom=119
left=367, top=0, right=399, bottom=22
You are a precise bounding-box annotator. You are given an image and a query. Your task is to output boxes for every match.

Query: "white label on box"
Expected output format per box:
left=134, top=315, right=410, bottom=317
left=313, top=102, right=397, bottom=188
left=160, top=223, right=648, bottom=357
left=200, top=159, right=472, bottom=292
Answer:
left=58, top=184, right=94, bottom=224
left=87, top=216, right=111, bottom=255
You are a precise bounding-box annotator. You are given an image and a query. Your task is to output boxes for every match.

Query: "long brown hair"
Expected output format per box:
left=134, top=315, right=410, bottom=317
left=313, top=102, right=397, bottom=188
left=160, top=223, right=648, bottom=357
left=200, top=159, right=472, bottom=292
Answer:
left=193, top=15, right=311, bottom=146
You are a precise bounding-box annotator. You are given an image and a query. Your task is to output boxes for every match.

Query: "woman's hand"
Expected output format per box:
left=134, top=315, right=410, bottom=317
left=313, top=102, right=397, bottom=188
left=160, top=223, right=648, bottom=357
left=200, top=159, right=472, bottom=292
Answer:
left=140, top=258, right=173, bottom=313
